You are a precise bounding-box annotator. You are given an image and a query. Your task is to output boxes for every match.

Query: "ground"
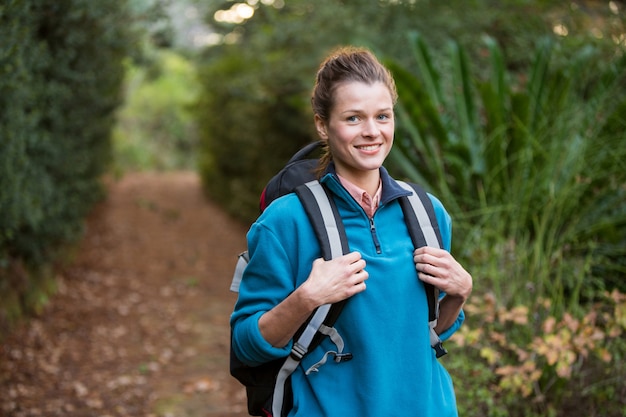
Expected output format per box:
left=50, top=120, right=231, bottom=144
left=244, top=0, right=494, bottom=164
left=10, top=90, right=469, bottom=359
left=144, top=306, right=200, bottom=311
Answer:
left=0, top=172, right=252, bottom=417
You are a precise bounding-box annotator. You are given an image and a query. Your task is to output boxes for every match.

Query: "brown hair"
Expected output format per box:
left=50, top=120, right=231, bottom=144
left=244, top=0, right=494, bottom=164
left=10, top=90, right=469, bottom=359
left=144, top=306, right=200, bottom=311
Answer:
left=311, top=46, right=397, bottom=175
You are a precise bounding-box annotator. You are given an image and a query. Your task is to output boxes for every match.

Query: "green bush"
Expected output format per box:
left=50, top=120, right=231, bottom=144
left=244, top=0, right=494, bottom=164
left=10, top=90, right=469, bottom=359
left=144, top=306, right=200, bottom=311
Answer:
left=0, top=0, right=135, bottom=335
left=195, top=0, right=624, bottom=224
left=387, top=33, right=626, bottom=299
left=195, top=45, right=315, bottom=221
left=449, top=291, right=626, bottom=417
left=386, top=34, right=626, bottom=416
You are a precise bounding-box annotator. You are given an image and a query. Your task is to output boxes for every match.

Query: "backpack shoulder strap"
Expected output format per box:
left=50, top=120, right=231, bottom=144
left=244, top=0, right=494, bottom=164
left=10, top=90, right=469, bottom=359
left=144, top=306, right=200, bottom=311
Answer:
left=295, top=179, right=349, bottom=260
left=293, top=180, right=350, bottom=349
left=396, top=180, right=448, bottom=358
left=271, top=180, right=351, bottom=417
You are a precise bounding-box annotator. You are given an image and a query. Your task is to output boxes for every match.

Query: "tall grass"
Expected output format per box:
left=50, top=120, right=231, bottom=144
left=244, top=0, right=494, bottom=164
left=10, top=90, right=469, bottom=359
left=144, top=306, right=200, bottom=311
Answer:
left=387, top=33, right=626, bottom=311
left=386, top=33, right=626, bottom=416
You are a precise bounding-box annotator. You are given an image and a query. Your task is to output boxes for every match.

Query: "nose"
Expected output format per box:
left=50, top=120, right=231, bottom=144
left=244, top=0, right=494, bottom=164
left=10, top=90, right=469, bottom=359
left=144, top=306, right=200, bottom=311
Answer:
left=362, top=118, right=380, bottom=138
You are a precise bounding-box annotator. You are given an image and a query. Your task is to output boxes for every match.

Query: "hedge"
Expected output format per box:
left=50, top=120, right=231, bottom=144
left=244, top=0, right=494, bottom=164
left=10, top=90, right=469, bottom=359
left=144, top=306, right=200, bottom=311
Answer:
left=0, top=0, right=134, bottom=335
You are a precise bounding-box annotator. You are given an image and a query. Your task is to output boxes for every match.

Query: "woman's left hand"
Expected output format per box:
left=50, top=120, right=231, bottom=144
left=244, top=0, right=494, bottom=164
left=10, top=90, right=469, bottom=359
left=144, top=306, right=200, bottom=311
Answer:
left=413, top=246, right=472, bottom=301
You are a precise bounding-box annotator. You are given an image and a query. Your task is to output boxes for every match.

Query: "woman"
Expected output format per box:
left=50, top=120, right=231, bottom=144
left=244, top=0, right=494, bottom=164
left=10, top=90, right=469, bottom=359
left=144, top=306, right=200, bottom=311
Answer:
left=231, top=46, right=473, bottom=416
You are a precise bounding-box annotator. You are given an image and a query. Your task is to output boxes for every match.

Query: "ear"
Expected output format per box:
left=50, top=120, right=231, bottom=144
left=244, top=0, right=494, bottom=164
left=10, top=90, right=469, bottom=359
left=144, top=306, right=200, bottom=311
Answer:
left=314, top=114, right=329, bottom=140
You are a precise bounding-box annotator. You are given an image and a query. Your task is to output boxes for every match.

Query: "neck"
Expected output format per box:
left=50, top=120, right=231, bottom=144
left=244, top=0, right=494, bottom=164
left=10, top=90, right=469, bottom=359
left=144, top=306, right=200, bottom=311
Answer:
left=337, top=170, right=380, bottom=197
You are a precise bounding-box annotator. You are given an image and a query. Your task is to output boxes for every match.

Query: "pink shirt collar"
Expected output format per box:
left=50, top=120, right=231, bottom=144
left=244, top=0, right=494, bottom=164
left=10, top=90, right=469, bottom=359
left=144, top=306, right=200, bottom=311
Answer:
left=337, top=174, right=382, bottom=218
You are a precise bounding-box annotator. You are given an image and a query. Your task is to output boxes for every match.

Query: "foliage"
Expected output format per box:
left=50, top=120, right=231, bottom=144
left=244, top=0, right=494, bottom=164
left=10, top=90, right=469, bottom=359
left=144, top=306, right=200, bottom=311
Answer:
left=113, top=49, right=200, bottom=173
left=196, top=1, right=483, bottom=222
left=195, top=1, right=382, bottom=222
left=387, top=31, right=626, bottom=417
left=449, top=290, right=626, bottom=417
left=0, top=0, right=139, bottom=336
left=387, top=33, right=626, bottom=299
left=195, top=0, right=624, bottom=224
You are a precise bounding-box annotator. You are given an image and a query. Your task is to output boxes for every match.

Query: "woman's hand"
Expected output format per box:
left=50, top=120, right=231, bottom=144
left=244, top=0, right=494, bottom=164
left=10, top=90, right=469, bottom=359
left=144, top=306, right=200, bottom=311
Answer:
left=414, top=246, right=472, bottom=333
left=259, top=251, right=367, bottom=347
left=300, top=251, right=368, bottom=310
left=413, top=246, right=472, bottom=301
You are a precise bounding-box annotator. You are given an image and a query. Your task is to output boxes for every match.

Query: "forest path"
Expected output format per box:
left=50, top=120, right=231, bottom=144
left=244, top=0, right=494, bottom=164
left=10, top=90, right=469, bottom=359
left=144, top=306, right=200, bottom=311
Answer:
left=1, top=172, right=250, bottom=417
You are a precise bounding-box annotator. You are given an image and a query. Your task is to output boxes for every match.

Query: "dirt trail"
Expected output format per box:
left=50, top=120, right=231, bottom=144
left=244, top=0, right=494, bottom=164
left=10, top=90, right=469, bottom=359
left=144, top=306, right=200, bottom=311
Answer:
left=1, top=172, right=251, bottom=417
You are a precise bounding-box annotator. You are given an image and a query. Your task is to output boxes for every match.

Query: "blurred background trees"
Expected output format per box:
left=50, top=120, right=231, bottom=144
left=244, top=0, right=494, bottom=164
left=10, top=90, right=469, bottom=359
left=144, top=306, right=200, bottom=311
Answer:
left=195, top=0, right=625, bottom=223
left=1, top=0, right=624, bottom=415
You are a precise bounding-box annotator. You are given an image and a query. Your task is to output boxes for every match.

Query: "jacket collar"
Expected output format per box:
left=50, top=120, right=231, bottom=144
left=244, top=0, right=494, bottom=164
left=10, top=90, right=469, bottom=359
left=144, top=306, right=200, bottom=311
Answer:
left=320, top=162, right=412, bottom=206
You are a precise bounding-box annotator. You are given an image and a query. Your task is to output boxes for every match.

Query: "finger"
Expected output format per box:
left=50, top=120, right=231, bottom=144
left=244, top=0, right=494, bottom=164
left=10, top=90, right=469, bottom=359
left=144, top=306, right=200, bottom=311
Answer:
left=414, top=252, right=438, bottom=270
left=416, top=262, right=441, bottom=278
left=344, top=251, right=363, bottom=263
left=347, top=258, right=366, bottom=274
left=353, top=271, right=369, bottom=291
left=414, top=246, right=448, bottom=259
left=355, top=269, right=368, bottom=281
left=415, top=250, right=454, bottom=271
left=414, top=246, right=438, bottom=255
left=414, top=249, right=438, bottom=265
left=417, top=270, right=442, bottom=287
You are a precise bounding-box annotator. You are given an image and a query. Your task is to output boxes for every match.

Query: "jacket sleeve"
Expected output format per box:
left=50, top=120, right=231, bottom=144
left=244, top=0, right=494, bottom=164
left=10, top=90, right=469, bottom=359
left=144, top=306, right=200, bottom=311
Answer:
left=230, top=195, right=314, bottom=366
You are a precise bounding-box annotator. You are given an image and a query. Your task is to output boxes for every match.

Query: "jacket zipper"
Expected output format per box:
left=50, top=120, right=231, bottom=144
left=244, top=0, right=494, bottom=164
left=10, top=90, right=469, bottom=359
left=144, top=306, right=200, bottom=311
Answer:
left=369, top=217, right=382, bottom=254
left=331, top=176, right=384, bottom=254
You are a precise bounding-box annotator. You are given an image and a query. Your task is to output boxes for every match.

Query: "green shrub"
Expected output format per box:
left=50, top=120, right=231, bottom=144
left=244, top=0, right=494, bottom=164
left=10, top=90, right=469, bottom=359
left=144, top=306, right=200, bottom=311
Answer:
left=195, top=44, right=316, bottom=223
left=387, top=33, right=626, bottom=299
left=386, top=33, right=626, bottom=417
left=450, top=291, right=626, bottom=417
left=196, top=0, right=624, bottom=224
left=0, top=0, right=135, bottom=335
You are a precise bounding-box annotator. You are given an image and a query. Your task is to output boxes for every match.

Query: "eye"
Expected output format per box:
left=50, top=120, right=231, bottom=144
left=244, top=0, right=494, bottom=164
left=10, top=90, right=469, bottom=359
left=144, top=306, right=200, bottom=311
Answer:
left=346, top=115, right=359, bottom=122
left=377, top=112, right=393, bottom=121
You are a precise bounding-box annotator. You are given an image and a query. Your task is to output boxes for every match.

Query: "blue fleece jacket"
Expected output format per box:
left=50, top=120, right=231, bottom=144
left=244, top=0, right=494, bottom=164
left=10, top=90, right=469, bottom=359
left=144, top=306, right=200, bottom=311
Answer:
left=231, top=167, right=463, bottom=417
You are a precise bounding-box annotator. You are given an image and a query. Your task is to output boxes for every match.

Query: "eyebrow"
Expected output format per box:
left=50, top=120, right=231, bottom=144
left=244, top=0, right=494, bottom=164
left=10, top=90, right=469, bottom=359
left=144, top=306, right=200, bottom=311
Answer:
left=340, top=107, right=393, bottom=114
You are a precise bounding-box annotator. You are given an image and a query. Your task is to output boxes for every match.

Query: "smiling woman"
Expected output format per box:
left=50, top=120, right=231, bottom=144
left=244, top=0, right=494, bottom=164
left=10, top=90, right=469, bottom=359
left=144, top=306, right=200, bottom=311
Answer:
left=230, top=46, right=472, bottom=417
left=314, top=81, right=394, bottom=196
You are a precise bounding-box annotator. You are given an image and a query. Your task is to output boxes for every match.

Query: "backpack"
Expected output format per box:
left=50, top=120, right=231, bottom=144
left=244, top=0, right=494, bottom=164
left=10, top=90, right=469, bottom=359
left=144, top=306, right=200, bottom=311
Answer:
left=230, top=141, right=447, bottom=417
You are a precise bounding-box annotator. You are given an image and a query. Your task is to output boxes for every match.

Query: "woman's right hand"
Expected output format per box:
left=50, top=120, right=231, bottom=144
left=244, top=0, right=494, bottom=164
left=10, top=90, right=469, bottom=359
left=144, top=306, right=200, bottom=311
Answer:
left=259, top=251, right=367, bottom=348
left=300, top=251, right=368, bottom=309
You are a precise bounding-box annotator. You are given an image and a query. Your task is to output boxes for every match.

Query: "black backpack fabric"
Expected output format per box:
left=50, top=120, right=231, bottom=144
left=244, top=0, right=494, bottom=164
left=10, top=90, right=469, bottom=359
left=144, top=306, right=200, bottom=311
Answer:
left=230, top=141, right=445, bottom=417
left=258, top=141, right=323, bottom=213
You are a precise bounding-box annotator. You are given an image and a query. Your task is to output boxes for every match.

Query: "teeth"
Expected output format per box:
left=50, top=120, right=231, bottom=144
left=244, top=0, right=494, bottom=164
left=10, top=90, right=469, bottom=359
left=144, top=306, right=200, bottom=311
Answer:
left=358, top=145, right=380, bottom=151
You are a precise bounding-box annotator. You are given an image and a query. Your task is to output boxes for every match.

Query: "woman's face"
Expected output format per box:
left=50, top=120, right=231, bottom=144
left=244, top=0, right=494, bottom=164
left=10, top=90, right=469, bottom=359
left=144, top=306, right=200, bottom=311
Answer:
left=315, top=81, right=394, bottom=186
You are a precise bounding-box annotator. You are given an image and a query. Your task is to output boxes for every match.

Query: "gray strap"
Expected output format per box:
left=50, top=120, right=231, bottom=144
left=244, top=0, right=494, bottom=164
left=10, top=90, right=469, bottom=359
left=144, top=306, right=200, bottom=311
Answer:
left=396, top=181, right=440, bottom=248
left=304, top=180, right=344, bottom=258
left=293, top=304, right=331, bottom=356
left=272, top=356, right=300, bottom=415
left=272, top=307, right=335, bottom=416
left=429, top=321, right=441, bottom=346
left=305, top=350, right=341, bottom=375
left=305, top=325, right=347, bottom=375
left=396, top=181, right=444, bottom=351
left=291, top=181, right=345, bottom=354
left=272, top=180, right=346, bottom=417
left=230, top=252, right=249, bottom=293
left=318, top=324, right=344, bottom=352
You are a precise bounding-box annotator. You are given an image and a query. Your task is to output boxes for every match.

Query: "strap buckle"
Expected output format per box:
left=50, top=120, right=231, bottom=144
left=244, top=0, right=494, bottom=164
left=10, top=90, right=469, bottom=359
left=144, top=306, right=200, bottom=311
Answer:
left=434, top=341, right=448, bottom=358
left=333, top=352, right=353, bottom=363
left=290, top=342, right=307, bottom=361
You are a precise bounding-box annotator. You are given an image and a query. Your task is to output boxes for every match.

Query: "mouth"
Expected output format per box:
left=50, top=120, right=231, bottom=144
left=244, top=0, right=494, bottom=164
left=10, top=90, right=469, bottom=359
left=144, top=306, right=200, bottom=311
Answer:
left=355, top=144, right=382, bottom=152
